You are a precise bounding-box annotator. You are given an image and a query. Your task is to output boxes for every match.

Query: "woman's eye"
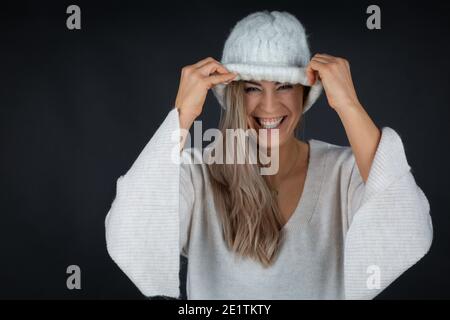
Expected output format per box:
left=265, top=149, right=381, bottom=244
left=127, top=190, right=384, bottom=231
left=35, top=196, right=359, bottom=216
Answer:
left=244, top=87, right=260, bottom=93
left=244, top=85, right=292, bottom=93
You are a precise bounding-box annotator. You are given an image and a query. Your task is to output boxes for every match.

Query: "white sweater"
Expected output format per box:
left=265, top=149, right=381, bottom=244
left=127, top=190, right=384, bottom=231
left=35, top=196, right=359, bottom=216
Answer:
left=105, top=107, right=433, bottom=299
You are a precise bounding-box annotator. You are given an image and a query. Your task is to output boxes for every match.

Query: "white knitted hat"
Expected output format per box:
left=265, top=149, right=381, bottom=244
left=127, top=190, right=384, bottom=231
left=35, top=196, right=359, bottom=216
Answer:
left=212, top=10, right=323, bottom=114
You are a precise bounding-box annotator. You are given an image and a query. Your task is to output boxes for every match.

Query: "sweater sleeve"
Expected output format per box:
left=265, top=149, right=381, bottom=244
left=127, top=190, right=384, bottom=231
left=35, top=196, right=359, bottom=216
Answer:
left=104, top=107, right=194, bottom=299
left=343, top=127, right=434, bottom=299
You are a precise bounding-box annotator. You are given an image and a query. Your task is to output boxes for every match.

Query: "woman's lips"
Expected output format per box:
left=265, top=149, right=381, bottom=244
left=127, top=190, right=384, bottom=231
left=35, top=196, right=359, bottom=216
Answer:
left=253, top=116, right=287, bottom=130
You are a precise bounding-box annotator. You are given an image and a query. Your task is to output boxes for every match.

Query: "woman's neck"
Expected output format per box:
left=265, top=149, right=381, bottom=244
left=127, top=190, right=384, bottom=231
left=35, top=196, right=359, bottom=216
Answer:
left=264, top=137, right=308, bottom=186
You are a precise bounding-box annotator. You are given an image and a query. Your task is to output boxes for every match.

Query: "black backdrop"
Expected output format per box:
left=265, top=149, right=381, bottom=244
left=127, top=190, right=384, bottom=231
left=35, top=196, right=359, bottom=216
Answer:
left=1, top=0, right=449, bottom=299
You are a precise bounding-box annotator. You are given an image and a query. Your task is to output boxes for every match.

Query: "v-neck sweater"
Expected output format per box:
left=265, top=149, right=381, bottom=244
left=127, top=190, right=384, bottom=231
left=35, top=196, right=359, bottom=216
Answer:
left=105, top=107, right=433, bottom=299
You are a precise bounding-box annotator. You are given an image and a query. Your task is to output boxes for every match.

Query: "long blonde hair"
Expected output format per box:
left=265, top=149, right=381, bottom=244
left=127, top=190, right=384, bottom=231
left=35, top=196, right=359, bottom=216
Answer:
left=207, top=80, right=309, bottom=267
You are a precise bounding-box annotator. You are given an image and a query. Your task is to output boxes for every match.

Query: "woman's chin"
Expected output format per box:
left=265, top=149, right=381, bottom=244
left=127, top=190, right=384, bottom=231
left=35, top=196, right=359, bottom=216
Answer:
left=246, top=117, right=293, bottom=150
left=256, top=131, right=287, bottom=150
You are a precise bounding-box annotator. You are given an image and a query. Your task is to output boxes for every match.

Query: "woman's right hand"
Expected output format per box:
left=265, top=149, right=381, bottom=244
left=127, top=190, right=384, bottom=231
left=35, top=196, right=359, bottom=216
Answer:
left=175, top=57, right=237, bottom=122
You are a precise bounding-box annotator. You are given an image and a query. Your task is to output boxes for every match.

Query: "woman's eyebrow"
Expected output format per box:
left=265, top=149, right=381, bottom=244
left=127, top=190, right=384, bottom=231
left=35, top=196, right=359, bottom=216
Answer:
left=243, top=81, right=283, bottom=86
left=243, top=80, right=261, bottom=86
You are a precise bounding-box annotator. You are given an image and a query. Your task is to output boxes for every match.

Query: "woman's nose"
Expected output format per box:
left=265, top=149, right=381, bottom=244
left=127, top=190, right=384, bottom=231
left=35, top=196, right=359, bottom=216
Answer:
left=259, top=90, right=279, bottom=112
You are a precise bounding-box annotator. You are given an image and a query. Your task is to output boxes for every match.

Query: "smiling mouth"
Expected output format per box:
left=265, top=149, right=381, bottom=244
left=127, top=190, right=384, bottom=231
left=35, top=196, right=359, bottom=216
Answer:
left=252, top=116, right=287, bottom=129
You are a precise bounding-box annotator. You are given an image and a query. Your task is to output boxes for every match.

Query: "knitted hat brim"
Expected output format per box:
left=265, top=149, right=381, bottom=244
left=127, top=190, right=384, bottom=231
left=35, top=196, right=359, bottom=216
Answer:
left=211, top=64, right=323, bottom=114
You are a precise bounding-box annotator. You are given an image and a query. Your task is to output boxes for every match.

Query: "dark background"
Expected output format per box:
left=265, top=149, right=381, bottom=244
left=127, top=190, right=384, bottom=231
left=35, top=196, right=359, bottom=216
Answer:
left=1, top=0, right=449, bottom=299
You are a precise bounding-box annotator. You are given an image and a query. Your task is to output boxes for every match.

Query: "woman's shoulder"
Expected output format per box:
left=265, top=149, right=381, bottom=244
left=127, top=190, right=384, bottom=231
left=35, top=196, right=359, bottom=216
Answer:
left=308, top=137, right=358, bottom=184
left=309, top=137, right=355, bottom=166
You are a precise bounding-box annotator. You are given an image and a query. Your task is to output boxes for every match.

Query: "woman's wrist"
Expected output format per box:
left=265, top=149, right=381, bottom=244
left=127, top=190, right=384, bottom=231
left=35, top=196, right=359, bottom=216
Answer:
left=334, top=100, right=363, bottom=116
left=175, top=107, right=198, bottom=152
left=176, top=107, right=198, bottom=130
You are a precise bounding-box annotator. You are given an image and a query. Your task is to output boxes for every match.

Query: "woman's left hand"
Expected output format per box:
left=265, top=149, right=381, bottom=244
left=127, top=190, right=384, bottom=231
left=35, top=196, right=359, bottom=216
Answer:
left=306, top=53, right=381, bottom=183
left=306, top=53, right=361, bottom=112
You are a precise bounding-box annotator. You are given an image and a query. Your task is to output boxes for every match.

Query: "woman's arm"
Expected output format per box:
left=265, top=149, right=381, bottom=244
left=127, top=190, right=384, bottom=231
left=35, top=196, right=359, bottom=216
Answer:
left=306, top=53, right=381, bottom=183
left=106, top=57, right=234, bottom=298
left=343, top=128, right=433, bottom=299
left=105, top=107, right=194, bottom=299
left=307, top=53, right=433, bottom=299
left=335, top=103, right=381, bottom=183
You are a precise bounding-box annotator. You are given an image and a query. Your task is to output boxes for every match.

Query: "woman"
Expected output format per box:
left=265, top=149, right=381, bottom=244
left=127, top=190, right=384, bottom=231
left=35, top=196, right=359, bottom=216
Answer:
left=105, top=11, right=433, bottom=299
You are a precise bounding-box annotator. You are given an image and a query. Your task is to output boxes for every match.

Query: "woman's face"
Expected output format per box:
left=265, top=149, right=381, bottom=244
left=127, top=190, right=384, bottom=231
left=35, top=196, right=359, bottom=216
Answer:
left=244, top=80, right=304, bottom=148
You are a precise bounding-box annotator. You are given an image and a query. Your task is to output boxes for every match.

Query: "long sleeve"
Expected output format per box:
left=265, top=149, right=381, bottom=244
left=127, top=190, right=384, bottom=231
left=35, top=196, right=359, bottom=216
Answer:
left=105, top=107, right=194, bottom=299
left=343, top=127, right=433, bottom=299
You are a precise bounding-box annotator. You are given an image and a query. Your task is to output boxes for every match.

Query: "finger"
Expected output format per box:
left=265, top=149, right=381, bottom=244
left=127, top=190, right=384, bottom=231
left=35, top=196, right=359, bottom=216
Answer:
left=311, top=56, right=329, bottom=64
left=193, top=56, right=219, bottom=69
left=309, top=59, right=328, bottom=71
left=207, top=72, right=238, bottom=88
left=314, top=53, right=336, bottom=60
left=182, top=57, right=219, bottom=77
left=198, top=61, right=230, bottom=77
left=305, top=64, right=316, bottom=86
left=306, top=59, right=329, bottom=85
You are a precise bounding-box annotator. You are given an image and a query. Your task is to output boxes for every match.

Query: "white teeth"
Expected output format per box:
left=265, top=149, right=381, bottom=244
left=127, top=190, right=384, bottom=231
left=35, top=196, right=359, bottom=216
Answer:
left=257, top=116, right=284, bottom=129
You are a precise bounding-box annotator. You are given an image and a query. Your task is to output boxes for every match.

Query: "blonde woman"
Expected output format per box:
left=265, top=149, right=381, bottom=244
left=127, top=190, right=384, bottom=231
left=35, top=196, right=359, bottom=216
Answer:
left=105, top=11, right=433, bottom=299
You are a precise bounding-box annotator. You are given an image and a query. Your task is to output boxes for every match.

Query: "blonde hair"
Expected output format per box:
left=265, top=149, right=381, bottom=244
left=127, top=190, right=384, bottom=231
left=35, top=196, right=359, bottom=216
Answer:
left=206, top=80, right=309, bottom=267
